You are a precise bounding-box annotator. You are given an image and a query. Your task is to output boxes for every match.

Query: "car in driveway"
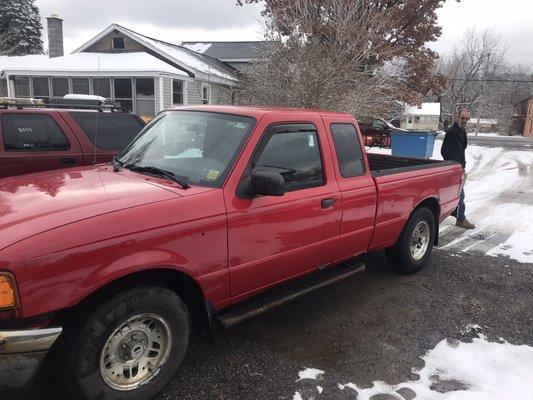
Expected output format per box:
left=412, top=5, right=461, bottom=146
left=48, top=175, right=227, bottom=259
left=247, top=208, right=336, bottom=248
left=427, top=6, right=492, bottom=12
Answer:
left=358, top=116, right=406, bottom=148
left=0, top=105, right=463, bottom=400
left=0, top=97, right=145, bottom=178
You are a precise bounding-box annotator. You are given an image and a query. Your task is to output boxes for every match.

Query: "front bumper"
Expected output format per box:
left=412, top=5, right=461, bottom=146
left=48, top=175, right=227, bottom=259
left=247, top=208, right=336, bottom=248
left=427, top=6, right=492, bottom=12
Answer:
left=0, top=327, right=62, bottom=397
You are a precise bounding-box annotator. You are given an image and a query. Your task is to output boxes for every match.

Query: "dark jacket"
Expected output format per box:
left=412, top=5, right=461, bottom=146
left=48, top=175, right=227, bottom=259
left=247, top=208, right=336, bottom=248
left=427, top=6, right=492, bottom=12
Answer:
left=441, top=122, right=467, bottom=169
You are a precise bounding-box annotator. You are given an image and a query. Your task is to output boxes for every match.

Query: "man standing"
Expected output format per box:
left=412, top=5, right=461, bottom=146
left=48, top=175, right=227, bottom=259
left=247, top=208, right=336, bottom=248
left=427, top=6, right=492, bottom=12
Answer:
left=441, top=108, right=475, bottom=229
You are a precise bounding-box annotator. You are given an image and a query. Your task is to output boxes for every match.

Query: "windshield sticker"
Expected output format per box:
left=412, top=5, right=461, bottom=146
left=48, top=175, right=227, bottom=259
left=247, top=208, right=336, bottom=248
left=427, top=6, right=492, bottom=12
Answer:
left=206, top=169, right=220, bottom=181
left=308, top=134, right=315, bottom=147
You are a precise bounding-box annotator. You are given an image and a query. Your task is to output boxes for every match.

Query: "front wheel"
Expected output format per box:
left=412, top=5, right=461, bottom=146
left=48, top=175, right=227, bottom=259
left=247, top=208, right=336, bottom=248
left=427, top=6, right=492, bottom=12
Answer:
left=55, top=286, right=190, bottom=400
left=386, top=207, right=435, bottom=274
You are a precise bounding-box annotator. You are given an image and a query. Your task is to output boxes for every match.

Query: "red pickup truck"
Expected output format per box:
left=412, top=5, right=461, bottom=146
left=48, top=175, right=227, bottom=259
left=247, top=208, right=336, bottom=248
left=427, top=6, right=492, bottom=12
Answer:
left=0, top=106, right=462, bottom=400
left=0, top=103, right=145, bottom=178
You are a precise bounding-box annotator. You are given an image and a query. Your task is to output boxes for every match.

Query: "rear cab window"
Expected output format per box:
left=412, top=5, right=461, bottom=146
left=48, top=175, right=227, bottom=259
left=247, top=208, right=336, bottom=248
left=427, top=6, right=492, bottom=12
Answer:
left=330, top=123, right=366, bottom=177
left=68, top=112, right=144, bottom=151
left=1, top=113, right=70, bottom=151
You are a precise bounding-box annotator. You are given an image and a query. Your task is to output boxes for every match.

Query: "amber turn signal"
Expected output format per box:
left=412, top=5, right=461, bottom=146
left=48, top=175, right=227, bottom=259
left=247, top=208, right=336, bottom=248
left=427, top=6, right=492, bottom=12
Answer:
left=0, top=274, right=17, bottom=309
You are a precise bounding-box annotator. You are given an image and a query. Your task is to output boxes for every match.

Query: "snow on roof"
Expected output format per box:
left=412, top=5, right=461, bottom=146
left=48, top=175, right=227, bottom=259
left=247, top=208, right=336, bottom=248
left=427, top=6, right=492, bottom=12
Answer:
left=0, top=52, right=189, bottom=76
left=468, top=118, right=498, bottom=125
left=117, top=26, right=238, bottom=82
left=181, top=43, right=212, bottom=54
left=404, top=102, right=441, bottom=116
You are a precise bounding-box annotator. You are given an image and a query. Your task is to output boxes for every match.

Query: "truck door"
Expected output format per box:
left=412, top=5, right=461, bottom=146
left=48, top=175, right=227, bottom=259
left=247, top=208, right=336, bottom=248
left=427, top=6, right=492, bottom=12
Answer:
left=0, top=111, right=83, bottom=178
left=224, top=113, right=342, bottom=300
left=322, top=116, right=377, bottom=261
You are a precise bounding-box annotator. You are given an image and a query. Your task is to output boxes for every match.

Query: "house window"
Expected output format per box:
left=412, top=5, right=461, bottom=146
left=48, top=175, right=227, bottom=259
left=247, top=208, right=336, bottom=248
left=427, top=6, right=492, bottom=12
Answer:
left=32, top=77, right=50, bottom=98
left=93, top=78, right=111, bottom=98
left=135, top=78, right=155, bottom=117
left=172, top=80, right=184, bottom=105
left=72, top=78, right=90, bottom=94
left=202, top=84, right=210, bottom=104
left=414, top=116, right=420, bottom=123
left=114, top=78, right=133, bottom=112
left=13, top=76, right=30, bottom=98
left=112, top=37, right=125, bottom=50
left=407, top=116, right=413, bottom=124
left=52, top=77, right=69, bottom=98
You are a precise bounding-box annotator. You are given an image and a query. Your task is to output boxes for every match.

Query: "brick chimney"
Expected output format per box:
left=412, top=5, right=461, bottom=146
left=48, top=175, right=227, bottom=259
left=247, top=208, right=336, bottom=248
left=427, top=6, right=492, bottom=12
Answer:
left=46, top=15, right=64, bottom=58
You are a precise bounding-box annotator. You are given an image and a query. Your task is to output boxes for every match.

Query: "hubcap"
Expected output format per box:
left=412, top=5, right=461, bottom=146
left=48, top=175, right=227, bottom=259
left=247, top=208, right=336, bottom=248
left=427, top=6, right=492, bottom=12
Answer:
left=410, top=221, right=430, bottom=261
left=99, top=313, right=172, bottom=391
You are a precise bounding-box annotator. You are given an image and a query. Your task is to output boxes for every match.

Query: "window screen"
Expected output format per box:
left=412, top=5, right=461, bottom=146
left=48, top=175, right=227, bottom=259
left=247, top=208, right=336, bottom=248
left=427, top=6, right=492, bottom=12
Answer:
left=52, top=78, right=69, bottom=97
left=112, top=37, right=125, bottom=49
left=255, top=128, right=324, bottom=191
left=2, top=114, right=70, bottom=151
left=72, top=78, right=90, bottom=94
left=69, top=112, right=144, bottom=150
left=93, top=78, right=111, bottom=98
left=173, top=80, right=184, bottom=105
left=13, top=76, right=30, bottom=98
left=331, top=123, right=365, bottom=177
left=33, top=77, right=50, bottom=98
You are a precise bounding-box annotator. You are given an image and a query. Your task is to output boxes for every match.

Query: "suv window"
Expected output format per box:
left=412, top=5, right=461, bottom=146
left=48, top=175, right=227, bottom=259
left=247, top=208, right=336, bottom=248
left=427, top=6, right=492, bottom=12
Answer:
left=69, top=112, right=144, bottom=150
left=1, top=114, right=70, bottom=151
left=331, top=123, right=366, bottom=177
left=255, top=127, right=324, bottom=191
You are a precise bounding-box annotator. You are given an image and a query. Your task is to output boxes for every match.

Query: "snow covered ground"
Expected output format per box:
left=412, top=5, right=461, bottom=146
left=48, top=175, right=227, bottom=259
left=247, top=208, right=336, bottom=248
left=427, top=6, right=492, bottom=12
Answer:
left=293, top=327, right=533, bottom=400
left=367, top=141, right=533, bottom=264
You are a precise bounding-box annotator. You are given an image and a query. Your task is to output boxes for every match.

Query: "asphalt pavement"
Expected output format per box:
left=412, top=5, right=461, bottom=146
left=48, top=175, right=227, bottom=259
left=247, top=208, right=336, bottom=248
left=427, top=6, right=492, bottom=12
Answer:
left=158, top=250, right=532, bottom=400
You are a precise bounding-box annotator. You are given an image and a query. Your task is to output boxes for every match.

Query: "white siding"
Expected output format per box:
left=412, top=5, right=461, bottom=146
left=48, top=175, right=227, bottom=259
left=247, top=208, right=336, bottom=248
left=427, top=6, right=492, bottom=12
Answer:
left=162, top=76, right=172, bottom=110
left=187, top=80, right=203, bottom=105
left=186, top=80, right=233, bottom=105
left=154, top=77, right=160, bottom=112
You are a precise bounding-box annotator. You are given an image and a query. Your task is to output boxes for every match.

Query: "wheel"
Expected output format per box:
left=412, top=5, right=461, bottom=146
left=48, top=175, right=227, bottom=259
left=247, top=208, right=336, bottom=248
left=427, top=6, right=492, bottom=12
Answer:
left=385, top=207, right=435, bottom=274
left=55, top=286, right=190, bottom=400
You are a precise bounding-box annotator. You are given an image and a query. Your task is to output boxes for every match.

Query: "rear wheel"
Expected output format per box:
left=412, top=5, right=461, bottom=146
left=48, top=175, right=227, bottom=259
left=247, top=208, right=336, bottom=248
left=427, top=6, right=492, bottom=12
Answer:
left=56, top=286, right=190, bottom=400
left=386, top=207, right=435, bottom=274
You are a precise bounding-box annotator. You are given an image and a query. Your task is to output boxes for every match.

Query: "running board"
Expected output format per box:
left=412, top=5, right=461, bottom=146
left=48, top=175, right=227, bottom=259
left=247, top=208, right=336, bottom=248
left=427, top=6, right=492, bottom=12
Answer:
left=217, top=262, right=366, bottom=328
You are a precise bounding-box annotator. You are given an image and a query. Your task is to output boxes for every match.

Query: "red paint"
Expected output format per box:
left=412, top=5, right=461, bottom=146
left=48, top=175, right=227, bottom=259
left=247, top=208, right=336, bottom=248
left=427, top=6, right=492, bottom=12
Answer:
left=0, top=106, right=462, bottom=321
left=0, top=108, right=144, bottom=178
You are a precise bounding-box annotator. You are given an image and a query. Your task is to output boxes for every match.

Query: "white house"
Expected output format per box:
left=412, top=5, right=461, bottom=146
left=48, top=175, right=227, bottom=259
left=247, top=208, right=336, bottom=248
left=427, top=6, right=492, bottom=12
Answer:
left=0, top=18, right=240, bottom=118
left=400, top=102, right=441, bottom=131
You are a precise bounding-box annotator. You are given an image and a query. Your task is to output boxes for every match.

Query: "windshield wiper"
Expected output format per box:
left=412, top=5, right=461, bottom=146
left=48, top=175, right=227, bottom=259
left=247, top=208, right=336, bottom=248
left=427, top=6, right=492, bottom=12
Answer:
left=125, top=164, right=190, bottom=189
left=112, top=156, right=123, bottom=172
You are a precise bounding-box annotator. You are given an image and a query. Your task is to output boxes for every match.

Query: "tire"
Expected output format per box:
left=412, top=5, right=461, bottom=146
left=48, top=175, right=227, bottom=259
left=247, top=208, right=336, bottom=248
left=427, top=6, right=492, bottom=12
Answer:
left=54, top=286, right=190, bottom=400
left=385, top=207, right=435, bottom=274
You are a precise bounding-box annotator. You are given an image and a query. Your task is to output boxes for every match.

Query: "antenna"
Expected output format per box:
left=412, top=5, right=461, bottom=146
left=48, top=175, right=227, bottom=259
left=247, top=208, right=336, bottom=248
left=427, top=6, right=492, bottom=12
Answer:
left=93, top=57, right=101, bottom=165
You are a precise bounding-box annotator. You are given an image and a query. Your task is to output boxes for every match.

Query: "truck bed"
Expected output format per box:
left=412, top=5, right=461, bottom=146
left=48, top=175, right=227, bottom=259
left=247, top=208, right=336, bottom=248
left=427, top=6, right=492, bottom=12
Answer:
left=367, top=153, right=455, bottom=176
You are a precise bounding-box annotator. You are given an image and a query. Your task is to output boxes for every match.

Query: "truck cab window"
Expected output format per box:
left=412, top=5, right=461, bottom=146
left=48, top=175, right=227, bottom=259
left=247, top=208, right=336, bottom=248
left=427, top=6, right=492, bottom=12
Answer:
left=331, top=123, right=365, bottom=177
left=255, top=129, right=324, bottom=191
left=1, top=114, right=70, bottom=151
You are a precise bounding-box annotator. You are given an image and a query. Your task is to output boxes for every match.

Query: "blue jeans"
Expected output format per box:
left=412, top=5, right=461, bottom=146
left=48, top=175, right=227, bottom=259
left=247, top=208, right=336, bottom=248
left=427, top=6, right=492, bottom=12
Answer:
left=456, top=188, right=466, bottom=222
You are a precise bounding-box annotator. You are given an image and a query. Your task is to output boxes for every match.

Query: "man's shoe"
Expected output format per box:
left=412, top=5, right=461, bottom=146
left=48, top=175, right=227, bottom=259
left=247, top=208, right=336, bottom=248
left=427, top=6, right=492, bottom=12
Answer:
left=456, top=219, right=475, bottom=229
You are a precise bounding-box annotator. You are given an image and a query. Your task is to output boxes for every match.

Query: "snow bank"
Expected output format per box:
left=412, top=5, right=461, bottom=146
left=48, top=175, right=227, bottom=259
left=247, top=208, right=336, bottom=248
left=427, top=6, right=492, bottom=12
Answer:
left=296, top=368, right=324, bottom=381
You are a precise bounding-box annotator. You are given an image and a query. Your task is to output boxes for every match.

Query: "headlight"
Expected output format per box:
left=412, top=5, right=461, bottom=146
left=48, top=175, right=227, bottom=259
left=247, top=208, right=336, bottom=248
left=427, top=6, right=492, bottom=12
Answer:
left=0, top=273, right=18, bottom=310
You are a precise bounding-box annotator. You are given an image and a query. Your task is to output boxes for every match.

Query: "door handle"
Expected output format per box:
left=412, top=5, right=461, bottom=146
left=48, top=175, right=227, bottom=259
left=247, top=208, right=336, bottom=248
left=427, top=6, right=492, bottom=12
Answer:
left=60, top=157, right=76, bottom=165
left=321, top=198, right=335, bottom=209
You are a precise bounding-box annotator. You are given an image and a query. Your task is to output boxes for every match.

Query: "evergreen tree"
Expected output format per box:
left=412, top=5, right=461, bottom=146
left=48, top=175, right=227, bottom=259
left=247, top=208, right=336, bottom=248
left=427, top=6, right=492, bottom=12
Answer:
left=0, top=0, right=43, bottom=55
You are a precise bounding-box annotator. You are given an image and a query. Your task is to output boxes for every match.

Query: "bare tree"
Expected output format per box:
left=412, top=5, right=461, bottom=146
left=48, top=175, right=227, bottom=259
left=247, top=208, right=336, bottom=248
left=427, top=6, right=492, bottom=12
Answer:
left=238, top=0, right=448, bottom=117
left=438, top=29, right=507, bottom=125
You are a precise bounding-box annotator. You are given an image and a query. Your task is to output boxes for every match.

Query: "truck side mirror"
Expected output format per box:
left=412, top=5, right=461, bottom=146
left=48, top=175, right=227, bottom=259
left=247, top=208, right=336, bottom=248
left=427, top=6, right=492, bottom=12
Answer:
left=250, top=169, right=285, bottom=197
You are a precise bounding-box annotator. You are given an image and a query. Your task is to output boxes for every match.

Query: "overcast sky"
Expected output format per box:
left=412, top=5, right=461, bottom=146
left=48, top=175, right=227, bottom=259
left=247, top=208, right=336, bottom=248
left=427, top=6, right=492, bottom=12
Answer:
left=35, top=0, right=533, bottom=66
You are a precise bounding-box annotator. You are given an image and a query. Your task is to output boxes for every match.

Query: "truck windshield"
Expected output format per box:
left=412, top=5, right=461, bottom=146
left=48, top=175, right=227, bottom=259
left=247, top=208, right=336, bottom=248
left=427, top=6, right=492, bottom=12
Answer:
left=117, top=111, right=255, bottom=188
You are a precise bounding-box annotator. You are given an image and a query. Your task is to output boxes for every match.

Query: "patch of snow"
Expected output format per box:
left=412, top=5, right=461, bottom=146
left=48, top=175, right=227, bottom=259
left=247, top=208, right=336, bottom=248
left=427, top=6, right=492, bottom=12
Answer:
left=330, top=329, right=533, bottom=400
left=297, top=368, right=324, bottom=381
left=293, top=391, right=304, bottom=400
left=316, top=385, right=323, bottom=394
left=63, top=94, right=106, bottom=101
left=182, top=43, right=212, bottom=54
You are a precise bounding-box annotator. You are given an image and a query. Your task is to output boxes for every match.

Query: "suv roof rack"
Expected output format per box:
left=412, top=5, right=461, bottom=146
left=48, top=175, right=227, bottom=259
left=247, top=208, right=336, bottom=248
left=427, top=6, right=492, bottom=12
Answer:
left=0, top=97, right=128, bottom=112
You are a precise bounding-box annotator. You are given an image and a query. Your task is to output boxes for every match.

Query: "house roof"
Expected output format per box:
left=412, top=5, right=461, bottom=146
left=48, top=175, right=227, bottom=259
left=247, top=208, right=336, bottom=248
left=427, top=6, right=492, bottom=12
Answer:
left=404, top=102, right=441, bottom=116
left=73, top=24, right=239, bottom=84
left=0, top=52, right=189, bottom=76
left=180, top=41, right=270, bottom=61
